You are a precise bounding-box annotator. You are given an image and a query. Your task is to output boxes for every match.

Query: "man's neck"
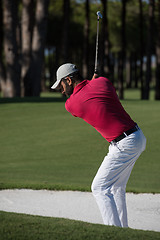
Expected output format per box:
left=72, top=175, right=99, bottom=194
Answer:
left=73, top=80, right=82, bottom=88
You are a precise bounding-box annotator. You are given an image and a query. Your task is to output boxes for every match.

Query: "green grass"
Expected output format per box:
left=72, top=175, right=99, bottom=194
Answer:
left=0, top=90, right=160, bottom=193
left=0, top=211, right=160, bottom=240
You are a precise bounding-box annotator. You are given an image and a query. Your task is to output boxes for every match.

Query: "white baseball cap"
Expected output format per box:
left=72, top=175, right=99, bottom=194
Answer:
left=51, top=63, right=78, bottom=89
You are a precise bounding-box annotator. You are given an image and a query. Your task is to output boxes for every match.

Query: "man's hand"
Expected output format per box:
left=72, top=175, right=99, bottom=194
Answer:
left=91, top=73, right=98, bottom=80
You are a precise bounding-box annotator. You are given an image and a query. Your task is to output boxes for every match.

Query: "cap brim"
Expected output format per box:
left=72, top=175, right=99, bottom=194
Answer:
left=51, top=80, right=60, bottom=89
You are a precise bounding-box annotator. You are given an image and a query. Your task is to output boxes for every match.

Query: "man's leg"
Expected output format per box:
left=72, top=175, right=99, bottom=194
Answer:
left=91, top=148, right=137, bottom=227
left=91, top=151, right=123, bottom=227
left=111, top=129, right=146, bottom=227
left=111, top=186, right=128, bottom=227
left=91, top=129, right=146, bottom=227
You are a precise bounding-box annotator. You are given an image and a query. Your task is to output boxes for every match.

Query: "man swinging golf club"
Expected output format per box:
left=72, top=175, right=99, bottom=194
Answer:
left=51, top=12, right=146, bottom=228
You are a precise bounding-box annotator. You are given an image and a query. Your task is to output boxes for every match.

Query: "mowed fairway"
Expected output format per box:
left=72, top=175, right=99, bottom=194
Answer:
left=1, top=211, right=160, bottom=240
left=0, top=96, right=160, bottom=193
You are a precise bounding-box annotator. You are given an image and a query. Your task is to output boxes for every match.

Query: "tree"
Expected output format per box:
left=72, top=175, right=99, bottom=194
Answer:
left=21, top=0, right=34, bottom=96
left=26, top=0, right=49, bottom=96
left=3, top=0, right=20, bottom=97
left=118, top=0, right=127, bottom=100
left=82, top=0, right=90, bottom=78
left=101, top=0, right=110, bottom=78
left=60, top=0, right=70, bottom=63
left=139, top=0, right=145, bottom=99
left=0, top=0, right=6, bottom=93
left=155, top=0, right=160, bottom=100
left=143, top=0, right=155, bottom=99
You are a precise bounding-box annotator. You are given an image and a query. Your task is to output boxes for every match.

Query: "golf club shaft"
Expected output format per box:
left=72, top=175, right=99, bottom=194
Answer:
left=94, top=17, right=100, bottom=74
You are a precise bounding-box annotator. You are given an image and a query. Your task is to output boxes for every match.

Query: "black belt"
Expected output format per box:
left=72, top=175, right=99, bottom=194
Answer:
left=110, top=125, right=139, bottom=144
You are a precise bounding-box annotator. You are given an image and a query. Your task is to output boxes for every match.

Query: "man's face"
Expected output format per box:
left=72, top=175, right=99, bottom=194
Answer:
left=59, top=79, right=74, bottom=97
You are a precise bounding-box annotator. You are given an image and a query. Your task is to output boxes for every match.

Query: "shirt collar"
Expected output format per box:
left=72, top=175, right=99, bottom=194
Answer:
left=73, top=80, right=89, bottom=94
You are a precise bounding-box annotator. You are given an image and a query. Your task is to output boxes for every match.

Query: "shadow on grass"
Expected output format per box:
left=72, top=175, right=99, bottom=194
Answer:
left=0, top=97, right=67, bottom=104
left=0, top=96, right=149, bottom=104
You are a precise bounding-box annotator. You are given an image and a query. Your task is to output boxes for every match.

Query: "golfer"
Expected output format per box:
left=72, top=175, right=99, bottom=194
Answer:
left=51, top=63, right=146, bottom=228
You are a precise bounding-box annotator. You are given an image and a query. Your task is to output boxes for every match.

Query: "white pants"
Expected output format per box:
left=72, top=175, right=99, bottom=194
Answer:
left=91, top=128, right=146, bottom=227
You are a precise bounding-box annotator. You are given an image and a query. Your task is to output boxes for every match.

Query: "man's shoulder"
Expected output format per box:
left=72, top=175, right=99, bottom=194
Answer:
left=91, top=76, right=109, bottom=83
left=90, top=76, right=112, bottom=87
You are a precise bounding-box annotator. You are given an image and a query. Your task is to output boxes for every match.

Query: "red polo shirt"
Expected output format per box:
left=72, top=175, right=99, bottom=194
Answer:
left=65, top=77, right=135, bottom=142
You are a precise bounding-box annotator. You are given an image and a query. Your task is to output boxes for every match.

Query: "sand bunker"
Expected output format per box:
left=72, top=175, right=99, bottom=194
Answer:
left=0, top=189, right=160, bottom=232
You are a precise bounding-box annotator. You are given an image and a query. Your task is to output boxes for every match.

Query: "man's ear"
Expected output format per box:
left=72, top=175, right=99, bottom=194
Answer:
left=66, top=77, right=72, bottom=86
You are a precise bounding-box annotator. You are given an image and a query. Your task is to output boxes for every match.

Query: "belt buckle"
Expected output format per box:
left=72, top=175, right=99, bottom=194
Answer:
left=123, top=132, right=128, bottom=137
left=110, top=140, right=116, bottom=145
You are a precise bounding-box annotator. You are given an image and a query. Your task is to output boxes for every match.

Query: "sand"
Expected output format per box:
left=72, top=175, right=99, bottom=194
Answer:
left=0, top=189, right=160, bottom=232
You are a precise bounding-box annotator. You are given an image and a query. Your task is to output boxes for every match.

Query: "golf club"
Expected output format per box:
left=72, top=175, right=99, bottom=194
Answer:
left=94, top=11, right=103, bottom=74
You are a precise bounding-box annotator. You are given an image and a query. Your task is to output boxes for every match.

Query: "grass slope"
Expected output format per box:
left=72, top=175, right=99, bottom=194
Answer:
left=0, top=211, right=160, bottom=240
left=0, top=94, right=160, bottom=193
